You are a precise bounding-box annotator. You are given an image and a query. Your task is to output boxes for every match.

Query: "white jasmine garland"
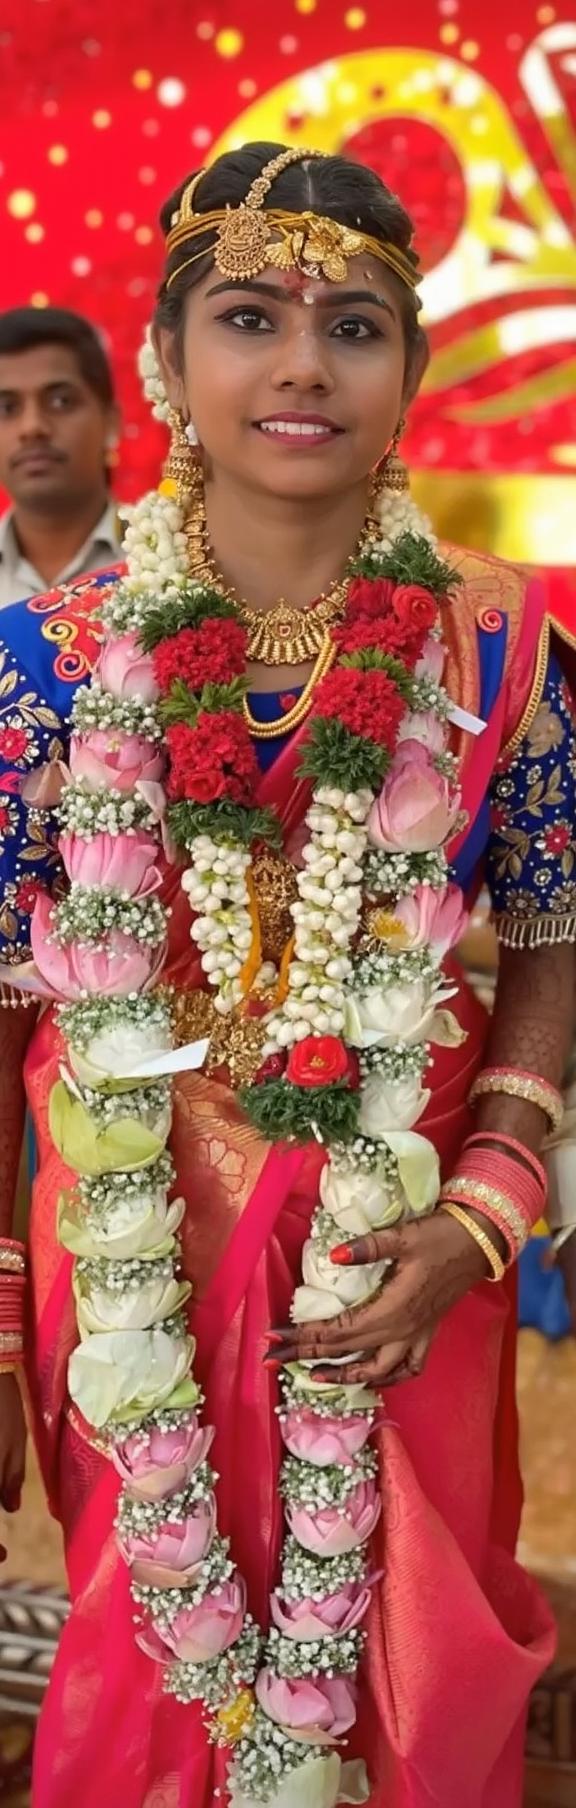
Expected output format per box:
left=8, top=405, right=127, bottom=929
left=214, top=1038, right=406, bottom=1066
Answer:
left=37, top=323, right=468, bottom=1807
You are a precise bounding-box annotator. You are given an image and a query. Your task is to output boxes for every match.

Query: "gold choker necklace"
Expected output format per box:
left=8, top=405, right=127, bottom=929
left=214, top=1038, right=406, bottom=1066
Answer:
left=185, top=492, right=380, bottom=666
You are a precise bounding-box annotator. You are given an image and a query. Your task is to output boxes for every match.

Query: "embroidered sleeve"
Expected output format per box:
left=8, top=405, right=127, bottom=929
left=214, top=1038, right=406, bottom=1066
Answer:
left=0, top=636, right=66, bottom=995
left=487, top=649, right=576, bottom=949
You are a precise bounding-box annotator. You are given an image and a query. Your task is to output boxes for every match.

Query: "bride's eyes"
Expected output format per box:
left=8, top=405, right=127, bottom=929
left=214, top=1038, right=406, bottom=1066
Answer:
left=218, top=308, right=382, bottom=340
left=330, top=317, right=380, bottom=340
left=220, top=308, right=274, bottom=332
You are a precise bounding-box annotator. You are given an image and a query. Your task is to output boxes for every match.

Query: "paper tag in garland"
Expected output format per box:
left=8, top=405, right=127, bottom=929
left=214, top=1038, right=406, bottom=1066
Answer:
left=447, top=701, right=486, bottom=737
left=106, top=1039, right=210, bottom=1081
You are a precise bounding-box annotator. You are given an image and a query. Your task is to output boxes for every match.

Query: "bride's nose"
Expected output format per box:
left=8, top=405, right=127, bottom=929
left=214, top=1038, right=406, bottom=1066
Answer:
left=269, top=318, right=335, bottom=393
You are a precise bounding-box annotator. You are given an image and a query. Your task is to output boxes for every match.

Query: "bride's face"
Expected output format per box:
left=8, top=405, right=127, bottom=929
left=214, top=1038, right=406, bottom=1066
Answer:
left=158, top=251, right=423, bottom=501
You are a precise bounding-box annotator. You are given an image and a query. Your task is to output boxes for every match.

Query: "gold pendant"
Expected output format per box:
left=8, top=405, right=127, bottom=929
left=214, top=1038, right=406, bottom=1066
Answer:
left=183, top=492, right=381, bottom=666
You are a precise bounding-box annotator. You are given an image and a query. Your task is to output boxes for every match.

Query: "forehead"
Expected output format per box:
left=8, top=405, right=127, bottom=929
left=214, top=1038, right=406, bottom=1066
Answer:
left=0, top=341, right=85, bottom=392
left=196, top=248, right=403, bottom=314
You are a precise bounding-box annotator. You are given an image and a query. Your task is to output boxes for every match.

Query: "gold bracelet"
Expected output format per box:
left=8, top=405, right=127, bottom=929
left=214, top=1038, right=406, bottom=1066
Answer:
left=469, top=1070, right=563, bottom=1133
left=0, top=1248, right=26, bottom=1275
left=440, top=1177, right=528, bottom=1251
left=441, top=1202, right=506, bottom=1283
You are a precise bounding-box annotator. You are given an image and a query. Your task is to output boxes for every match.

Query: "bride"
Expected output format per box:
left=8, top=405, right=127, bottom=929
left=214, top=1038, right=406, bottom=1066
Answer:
left=0, top=141, right=575, bottom=1808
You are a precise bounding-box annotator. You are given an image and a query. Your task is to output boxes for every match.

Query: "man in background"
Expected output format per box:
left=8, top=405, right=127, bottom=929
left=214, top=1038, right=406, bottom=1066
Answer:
left=0, top=306, right=123, bottom=608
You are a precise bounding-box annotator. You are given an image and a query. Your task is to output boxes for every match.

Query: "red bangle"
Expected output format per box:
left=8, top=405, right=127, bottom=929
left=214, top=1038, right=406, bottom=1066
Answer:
left=463, top=1132, right=546, bottom=1194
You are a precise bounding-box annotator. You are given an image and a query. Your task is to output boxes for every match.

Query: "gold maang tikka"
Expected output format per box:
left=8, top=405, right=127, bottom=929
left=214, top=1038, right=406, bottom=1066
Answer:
left=164, top=148, right=421, bottom=296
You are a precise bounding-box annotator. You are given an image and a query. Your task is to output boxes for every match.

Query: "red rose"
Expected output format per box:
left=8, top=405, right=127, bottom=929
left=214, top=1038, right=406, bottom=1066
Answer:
left=153, top=617, right=246, bottom=695
left=286, top=1035, right=355, bottom=1089
left=0, top=804, right=13, bottom=831
left=346, top=577, right=395, bottom=620
left=313, top=667, right=404, bottom=750
left=0, top=725, right=30, bottom=761
left=391, top=585, right=437, bottom=635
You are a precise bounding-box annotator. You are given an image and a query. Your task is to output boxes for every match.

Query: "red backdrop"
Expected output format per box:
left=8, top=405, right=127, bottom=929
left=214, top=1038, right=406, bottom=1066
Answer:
left=0, top=1, right=575, bottom=613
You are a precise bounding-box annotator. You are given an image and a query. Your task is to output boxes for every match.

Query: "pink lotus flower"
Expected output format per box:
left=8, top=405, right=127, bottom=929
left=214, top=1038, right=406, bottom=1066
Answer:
left=98, top=632, right=158, bottom=702
left=415, top=636, right=445, bottom=684
left=368, top=743, right=461, bottom=854
left=111, top=1415, right=215, bottom=1501
left=30, top=892, right=164, bottom=1001
left=280, top=1408, right=372, bottom=1468
left=136, top=1576, right=246, bottom=1665
left=70, top=730, right=163, bottom=794
left=395, top=882, right=467, bottom=962
left=119, top=1498, right=216, bottom=1587
left=286, top=1481, right=381, bottom=1556
left=59, top=830, right=162, bottom=897
left=270, top=1582, right=373, bottom=1643
left=397, top=711, right=445, bottom=755
left=256, top=1670, right=356, bottom=1741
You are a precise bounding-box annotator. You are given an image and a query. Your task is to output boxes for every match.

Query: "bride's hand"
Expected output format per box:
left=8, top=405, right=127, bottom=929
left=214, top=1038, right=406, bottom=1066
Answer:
left=266, top=1211, right=492, bottom=1387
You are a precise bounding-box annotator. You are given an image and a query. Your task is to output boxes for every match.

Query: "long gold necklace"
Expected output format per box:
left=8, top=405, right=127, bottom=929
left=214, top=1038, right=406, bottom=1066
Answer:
left=184, top=487, right=380, bottom=666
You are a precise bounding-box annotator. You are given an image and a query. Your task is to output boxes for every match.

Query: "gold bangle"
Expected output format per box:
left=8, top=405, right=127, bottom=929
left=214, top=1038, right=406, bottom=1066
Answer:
left=0, top=1359, right=20, bottom=1374
left=0, top=1248, right=26, bottom=1275
left=440, top=1178, right=528, bottom=1251
left=469, top=1071, right=563, bottom=1132
left=441, top=1202, right=506, bottom=1282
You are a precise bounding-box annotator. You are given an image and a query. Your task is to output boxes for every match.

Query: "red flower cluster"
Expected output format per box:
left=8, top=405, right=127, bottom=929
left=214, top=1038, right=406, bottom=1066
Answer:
left=166, top=711, right=259, bottom=805
left=314, top=666, right=405, bottom=750
left=153, top=616, right=246, bottom=695
left=286, top=1035, right=359, bottom=1089
left=344, top=576, right=438, bottom=666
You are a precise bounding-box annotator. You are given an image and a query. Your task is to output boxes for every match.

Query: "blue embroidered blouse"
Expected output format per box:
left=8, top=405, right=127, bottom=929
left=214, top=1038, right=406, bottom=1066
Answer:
left=0, top=582, right=575, bottom=973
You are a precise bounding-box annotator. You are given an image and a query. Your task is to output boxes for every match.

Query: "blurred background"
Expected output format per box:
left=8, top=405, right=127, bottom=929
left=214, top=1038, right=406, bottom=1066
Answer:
left=0, top=2, right=575, bottom=1803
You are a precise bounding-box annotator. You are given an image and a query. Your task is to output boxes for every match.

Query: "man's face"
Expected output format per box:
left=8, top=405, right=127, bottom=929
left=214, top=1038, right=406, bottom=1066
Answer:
left=0, top=342, right=117, bottom=512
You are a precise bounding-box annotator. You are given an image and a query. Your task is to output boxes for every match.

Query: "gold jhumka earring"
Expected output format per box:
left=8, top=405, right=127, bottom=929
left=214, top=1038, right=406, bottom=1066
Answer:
left=163, top=408, right=202, bottom=508
left=370, top=418, right=410, bottom=504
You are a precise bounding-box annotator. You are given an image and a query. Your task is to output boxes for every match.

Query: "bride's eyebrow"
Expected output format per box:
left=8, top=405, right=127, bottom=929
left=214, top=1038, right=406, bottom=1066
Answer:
left=206, top=278, right=396, bottom=320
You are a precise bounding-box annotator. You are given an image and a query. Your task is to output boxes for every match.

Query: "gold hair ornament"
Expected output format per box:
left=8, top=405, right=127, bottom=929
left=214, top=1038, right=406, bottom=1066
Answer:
left=165, top=148, right=420, bottom=295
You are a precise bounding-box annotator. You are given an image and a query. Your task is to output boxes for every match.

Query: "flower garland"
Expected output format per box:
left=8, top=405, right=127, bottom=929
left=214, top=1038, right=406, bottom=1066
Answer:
left=26, top=352, right=470, bottom=1808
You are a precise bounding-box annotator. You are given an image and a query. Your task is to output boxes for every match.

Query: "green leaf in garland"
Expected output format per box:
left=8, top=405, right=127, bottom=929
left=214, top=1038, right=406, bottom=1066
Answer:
left=158, top=677, right=246, bottom=727
left=299, top=716, right=390, bottom=791
left=351, top=531, right=463, bottom=599
left=167, top=797, right=282, bottom=853
left=240, top=1076, right=361, bottom=1144
left=338, top=649, right=413, bottom=696
left=139, top=587, right=240, bottom=653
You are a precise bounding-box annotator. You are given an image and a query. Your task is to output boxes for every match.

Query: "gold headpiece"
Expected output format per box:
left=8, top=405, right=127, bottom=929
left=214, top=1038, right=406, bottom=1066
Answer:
left=165, top=147, right=420, bottom=295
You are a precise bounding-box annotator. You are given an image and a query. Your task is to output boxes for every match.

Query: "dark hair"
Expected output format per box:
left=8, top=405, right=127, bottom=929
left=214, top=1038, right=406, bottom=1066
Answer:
left=155, top=141, right=424, bottom=368
left=0, top=306, right=116, bottom=408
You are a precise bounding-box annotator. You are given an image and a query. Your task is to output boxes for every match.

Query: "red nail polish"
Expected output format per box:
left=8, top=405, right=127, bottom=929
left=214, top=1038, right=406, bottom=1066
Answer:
left=330, top=1245, right=353, bottom=1266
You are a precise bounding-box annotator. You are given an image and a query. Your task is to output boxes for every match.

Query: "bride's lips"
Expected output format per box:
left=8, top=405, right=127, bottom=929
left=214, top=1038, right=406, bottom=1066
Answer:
left=253, top=412, right=344, bottom=448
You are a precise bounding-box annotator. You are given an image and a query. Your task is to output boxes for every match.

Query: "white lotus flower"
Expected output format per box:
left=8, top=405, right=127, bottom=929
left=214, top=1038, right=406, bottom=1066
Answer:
left=320, top=1135, right=440, bottom=1232
left=69, top=1019, right=173, bottom=1088
left=344, top=979, right=456, bottom=1049
left=230, top=1753, right=369, bottom=1808
left=58, top=1191, right=185, bottom=1262
left=320, top=1161, right=405, bottom=1236
left=358, top=1073, right=429, bottom=1137
left=74, top=1270, right=190, bottom=1335
left=292, top=1240, right=387, bottom=1322
left=68, top=1326, right=194, bottom=1428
